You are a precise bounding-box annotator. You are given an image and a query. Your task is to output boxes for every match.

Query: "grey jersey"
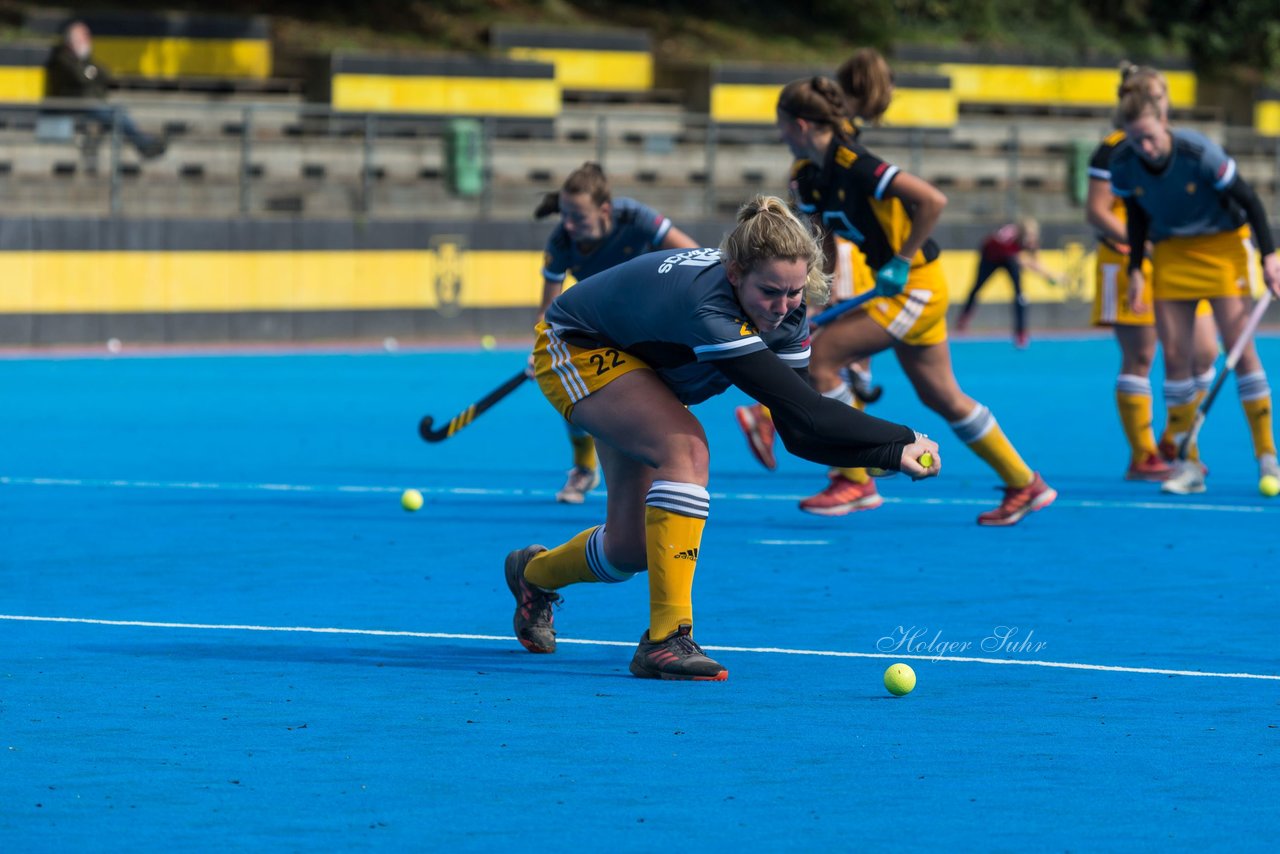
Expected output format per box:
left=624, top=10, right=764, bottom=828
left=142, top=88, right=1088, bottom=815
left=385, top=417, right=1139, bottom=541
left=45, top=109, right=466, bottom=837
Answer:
left=541, top=196, right=673, bottom=283
left=1109, top=128, right=1245, bottom=241
left=544, top=248, right=810, bottom=405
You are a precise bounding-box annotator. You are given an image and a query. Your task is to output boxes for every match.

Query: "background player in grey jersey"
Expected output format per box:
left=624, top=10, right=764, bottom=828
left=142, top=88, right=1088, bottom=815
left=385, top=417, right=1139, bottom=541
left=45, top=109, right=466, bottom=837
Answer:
left=505, top=196, right=940, bottom=680
left=1085, top=65, right=1219, bottom=483
left=533, top=162, right=698, bottom=503
left=1111, top=90, right=1280, bottom=495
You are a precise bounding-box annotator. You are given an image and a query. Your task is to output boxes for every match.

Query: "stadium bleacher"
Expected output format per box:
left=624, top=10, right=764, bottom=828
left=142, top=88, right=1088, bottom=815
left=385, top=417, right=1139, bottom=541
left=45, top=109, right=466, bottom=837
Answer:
left=23, top=9, right=273, bottom=83
left=3, top=11, right=1280, bottom=343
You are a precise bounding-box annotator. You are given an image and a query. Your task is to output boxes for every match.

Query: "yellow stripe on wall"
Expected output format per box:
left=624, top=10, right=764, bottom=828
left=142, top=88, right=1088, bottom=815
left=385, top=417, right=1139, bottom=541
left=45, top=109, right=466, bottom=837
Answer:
left=709, top=83, right=786, bottom=124
left=938, top=63, right=1196, bottom=107
left=0, top=66, right=48, bottom=102
left=712, top=82, right=956, bottom=127
left=93, top=36, right=271, bottom=79
left=505, top=47, right=652, bottom=91
left=883, top=87, right=957, bottom=128
left=332, top=74, right=560, bottom=116
left=0, top=248, right=1102, bottom=316
left=1256, top=101, right=1280, bottom=137
left=0, top=250, right=545, bottom=313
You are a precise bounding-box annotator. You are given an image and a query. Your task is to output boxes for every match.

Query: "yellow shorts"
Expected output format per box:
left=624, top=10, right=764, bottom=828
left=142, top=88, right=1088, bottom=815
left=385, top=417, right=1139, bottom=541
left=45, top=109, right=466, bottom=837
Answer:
left=532, top=321, right=650, bottom=420
left=832, top=237, right=876, bottom=301
left=1092, top=244, right=1154, bottom=326
left=865, top=260, right=948, bottom=347
left=1152, top=227, right=1256, bottom=302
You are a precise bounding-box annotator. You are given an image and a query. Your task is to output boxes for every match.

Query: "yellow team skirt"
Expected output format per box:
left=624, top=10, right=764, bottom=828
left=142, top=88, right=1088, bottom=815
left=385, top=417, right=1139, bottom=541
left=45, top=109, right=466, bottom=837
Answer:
left=864, top=259, right=949, bottom=347
left=1152, top=226, right=1256, bottom=302
left=531, top=321, right=650, bottom=420
left=1092, top=243, right=1155, bottom=326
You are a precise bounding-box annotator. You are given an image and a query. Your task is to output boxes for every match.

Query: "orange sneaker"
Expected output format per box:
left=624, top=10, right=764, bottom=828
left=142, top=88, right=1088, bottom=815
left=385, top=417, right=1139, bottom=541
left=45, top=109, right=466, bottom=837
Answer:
left=977, top=472, right=1057, bottom=526
left=735, top=403, right=777, bottom=471
left=1125, top=451, right=1173, bottom=482
left=798, top=473, right=884, bottom=516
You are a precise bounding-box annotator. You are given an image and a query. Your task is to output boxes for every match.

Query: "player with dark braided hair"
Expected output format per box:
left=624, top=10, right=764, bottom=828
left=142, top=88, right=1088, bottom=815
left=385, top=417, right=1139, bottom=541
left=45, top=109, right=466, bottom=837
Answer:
left=776, top=74, right=1055, bottom=525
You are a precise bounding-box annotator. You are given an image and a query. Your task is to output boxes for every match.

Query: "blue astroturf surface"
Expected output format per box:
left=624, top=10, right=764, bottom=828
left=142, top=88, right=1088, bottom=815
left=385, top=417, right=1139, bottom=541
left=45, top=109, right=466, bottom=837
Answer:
left=2, top=334, right=1279, bottom=851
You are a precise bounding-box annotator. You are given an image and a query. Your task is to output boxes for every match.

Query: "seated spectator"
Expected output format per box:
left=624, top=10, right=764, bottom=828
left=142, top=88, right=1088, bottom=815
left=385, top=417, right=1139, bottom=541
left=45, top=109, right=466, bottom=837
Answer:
left=44, top=20, right=166, bottom=159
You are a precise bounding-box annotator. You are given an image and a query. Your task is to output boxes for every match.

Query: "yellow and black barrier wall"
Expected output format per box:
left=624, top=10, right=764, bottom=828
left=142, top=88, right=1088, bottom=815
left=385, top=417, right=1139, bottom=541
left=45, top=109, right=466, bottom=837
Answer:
left=1256, top=87, right=1280, bottom=137
left=0, top=218, right=1101, bottom=346
left=664, top=62, right=955, bottom=128
left=318, top=53, right=558, bottom=126
left=892, top=46, right=1196, bottom=109
left=23, top=10, right=271, bottom=80
left=490, top=26, right=653, bottom=93
left=0, top=45, right=51, bottom=102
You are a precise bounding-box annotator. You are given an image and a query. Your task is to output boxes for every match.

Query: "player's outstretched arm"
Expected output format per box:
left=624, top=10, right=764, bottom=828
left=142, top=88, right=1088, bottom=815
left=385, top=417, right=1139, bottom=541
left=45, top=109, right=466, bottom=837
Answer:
left=715, top=349, right=938, bottom=476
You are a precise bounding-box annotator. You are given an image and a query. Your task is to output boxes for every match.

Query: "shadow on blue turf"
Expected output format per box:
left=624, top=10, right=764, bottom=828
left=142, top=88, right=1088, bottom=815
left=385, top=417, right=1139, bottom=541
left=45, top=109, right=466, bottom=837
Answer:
left=76, top=641, right=631, bottom=679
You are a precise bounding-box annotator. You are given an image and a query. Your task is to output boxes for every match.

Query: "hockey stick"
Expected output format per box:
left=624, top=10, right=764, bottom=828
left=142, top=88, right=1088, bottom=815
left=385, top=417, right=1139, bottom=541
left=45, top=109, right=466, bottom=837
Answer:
left=1176, top=289, right=1274, bottom=461
left=418, top=369, right=530, bottom=443
left=811, top=289, right=878, bottom=327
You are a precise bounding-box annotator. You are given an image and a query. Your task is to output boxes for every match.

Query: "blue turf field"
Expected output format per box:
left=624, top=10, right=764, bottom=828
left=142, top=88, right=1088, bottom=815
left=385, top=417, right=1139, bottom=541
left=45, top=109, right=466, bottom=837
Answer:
left=3, top=335, right=1279, bottom=851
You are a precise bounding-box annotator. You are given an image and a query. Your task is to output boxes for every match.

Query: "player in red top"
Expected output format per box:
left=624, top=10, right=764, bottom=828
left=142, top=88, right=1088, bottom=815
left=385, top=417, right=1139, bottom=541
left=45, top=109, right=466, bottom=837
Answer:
left=956, top=219, right=1059, bottom=348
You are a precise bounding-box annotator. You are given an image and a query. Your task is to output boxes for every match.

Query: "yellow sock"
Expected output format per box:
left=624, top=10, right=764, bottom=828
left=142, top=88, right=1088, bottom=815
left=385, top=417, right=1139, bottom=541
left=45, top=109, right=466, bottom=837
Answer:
left=1163, top=399, right=1201, bottom=462
left=1117, top=393, right=1157, bottom=459
left=950, top=404, right=1033, bottom=487
left=525, top=527, right=599, bottom=589
left=1115, top=374, right=1157, bottom=460
left=1238, top=371, right=1276, bottom=457
left=568, top=430, right=596, bottom=471
left=645, top=481, right=710, bottom=640
left=1243, top=396, right=1276, bottom=457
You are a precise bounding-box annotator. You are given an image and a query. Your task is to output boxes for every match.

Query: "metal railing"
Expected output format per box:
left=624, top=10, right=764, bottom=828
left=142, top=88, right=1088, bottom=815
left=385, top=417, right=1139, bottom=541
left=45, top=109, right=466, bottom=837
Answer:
left=3, top=97, right=1277, bottom=223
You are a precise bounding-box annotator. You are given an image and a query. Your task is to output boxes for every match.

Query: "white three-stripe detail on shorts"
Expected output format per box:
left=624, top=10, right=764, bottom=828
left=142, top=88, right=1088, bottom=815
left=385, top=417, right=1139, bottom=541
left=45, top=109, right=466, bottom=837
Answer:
left=1100, top=262, right=1119, bottom=324
left=547, top=329, right=590, bottom=402
left=888, top=288, right=929, bottom=338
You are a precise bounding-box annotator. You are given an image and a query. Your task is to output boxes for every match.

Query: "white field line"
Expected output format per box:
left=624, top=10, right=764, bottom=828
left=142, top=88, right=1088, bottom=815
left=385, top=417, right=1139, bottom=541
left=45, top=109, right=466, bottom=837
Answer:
left=2, top=614, right=1276, bottom=682
left=0, top=475, right=1270, bottom=514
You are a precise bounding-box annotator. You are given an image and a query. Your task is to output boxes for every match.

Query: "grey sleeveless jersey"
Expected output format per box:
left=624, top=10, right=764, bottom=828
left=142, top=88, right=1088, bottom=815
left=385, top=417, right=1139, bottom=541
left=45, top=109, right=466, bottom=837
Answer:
left=1109, top=128, right=1245, bottom=241
left=544, top=248, right=811, bottom=405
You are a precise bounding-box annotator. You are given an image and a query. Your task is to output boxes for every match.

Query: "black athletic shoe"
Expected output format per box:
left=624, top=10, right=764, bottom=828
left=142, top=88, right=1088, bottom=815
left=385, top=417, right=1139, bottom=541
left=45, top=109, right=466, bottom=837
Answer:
left=504, top=545, right=558, bottom=653
left=628, top=624, right=728, bottom=681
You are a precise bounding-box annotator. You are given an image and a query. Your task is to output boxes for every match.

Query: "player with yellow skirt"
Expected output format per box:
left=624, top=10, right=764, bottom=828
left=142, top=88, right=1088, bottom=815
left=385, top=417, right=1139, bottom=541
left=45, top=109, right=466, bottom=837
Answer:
left=1086, top=65, right=1220, bottom=482
left=1111, top=87, right=1280, bottom=495
left=775, top=74, right=1055, bottom=526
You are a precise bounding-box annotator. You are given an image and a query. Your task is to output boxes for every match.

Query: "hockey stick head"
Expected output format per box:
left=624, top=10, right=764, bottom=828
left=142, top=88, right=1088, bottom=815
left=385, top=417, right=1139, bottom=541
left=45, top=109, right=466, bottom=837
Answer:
left=418, top=415, right=439, bottom=442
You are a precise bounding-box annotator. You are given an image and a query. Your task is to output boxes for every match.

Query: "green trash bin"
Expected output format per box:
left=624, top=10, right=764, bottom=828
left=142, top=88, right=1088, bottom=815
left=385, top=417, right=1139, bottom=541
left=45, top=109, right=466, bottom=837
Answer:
left=1067, top=139, right=1094, bottom=206
left=446, top=118, right=484, bottom=198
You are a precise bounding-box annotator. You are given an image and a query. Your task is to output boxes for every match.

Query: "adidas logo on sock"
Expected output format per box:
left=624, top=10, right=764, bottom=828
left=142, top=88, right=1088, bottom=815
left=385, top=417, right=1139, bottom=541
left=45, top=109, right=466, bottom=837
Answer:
left=673, top=548, right=699, bottom=561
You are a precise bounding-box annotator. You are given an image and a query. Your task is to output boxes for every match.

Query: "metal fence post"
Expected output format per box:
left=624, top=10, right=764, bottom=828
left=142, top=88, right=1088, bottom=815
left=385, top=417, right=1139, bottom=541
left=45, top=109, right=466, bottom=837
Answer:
left=480, top=116, right=493, bottom=219
left=704, top=118, right=718, bottom=218
left=361, top=112, right=376, bottom=215
left=238, top=105, right=253, bottom=216
left=1005, top=123, right=1020, bottom=221
left=108, top=107, right=122, bottom=215
left=1274, top=135, right=1280, bottom=215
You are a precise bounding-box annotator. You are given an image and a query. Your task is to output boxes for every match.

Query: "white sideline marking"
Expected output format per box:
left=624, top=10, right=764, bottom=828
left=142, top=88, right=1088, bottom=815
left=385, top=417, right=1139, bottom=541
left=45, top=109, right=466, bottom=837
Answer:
left=752, top=539, right=833, bottom=546
left=0, top=475, right=1270, bottom=514
left=2, top=614, right=1276, bottom=682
